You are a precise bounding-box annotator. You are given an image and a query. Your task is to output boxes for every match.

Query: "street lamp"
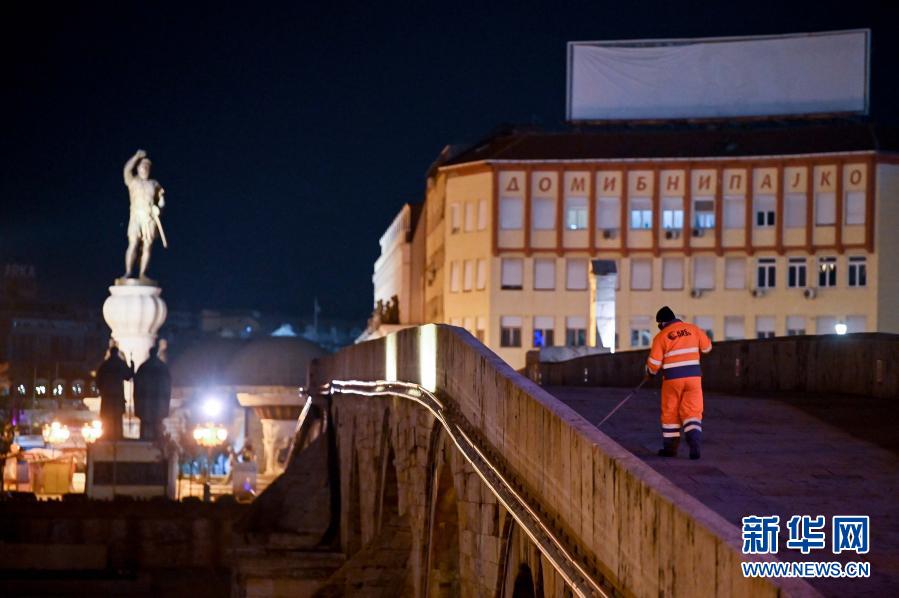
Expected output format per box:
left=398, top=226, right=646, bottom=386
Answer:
left=193, top=423, right=228, bottom=502
left=42, top=421, right=71, bottom=445
left=81, top=420, right=103, bottom=444
left=834, top=322, right=848, bottom=335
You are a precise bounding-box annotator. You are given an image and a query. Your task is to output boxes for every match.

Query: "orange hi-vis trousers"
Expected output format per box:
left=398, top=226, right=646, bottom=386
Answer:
left=660, top=376, right=704, bottom=440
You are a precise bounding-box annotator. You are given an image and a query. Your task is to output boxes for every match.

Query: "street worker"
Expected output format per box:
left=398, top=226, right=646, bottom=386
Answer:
left=644, top=306, right=712, bottom=460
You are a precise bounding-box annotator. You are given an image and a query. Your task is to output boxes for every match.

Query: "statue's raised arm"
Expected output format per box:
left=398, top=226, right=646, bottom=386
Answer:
left=123, top=149, right=147, bottom=185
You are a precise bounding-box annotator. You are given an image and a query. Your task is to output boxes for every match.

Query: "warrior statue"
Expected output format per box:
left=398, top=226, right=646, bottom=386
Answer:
left=122, top=149, right=168, bottom=280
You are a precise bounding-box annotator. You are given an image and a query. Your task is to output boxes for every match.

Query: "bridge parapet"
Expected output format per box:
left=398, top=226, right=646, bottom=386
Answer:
left=309, top=325, right=815, bottom=597
left=529, top=333, right=899, bottom=398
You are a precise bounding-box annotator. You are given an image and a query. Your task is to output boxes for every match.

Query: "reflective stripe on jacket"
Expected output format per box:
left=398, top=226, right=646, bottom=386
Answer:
left=646, top=319, right=713, bottom=380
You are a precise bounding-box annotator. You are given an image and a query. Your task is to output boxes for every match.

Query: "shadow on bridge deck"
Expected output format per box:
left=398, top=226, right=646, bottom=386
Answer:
left=549, top=385, right=899, bottom=598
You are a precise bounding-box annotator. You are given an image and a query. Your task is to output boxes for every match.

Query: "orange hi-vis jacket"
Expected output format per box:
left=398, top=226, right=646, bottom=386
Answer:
left=646, top=320, right=713, bottom=380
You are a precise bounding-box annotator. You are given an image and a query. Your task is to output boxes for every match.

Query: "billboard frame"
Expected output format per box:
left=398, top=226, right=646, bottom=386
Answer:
left=565, top=29, right=871, bottom=123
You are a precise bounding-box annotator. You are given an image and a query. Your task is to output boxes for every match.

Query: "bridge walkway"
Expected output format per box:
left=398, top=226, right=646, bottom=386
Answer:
left=549, top=386, right=899, bottom=598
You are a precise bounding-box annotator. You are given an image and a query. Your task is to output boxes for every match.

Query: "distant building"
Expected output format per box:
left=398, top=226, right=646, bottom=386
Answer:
left=359, top=203, right=426, bottom=340
left=420, top=122, right=899, bottom=368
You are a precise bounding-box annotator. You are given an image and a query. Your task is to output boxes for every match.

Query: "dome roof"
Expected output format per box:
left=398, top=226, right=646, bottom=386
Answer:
left=169, top=336, right=327, bottom=388
left=168, top=337, right=245, bottom=387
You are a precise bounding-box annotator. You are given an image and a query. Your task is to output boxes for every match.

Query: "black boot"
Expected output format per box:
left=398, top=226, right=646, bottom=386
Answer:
left=685, top=428, right=702, bottom=460
left=658, top=435, right=680, bottom=457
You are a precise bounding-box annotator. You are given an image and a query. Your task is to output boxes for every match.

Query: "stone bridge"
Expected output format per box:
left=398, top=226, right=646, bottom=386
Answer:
left=232, top=325, right=840, bottom=597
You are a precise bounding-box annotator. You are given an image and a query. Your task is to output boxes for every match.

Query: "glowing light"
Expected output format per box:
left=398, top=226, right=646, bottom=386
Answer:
left=193, top=423, right=228, bottom=448
left=385, top=333, right=397, bottom=381
left=42, top=421, right=71, bottom=444
left=201, top=395, right=223, bottom=418
left=420, top=324, right=437, bottom=392
left=82, top=420, right=103, bottom=443
left=834, top=322, right=848, bottom=335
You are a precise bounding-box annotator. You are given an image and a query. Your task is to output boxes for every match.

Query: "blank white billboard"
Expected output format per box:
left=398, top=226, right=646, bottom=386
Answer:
left=567, top=30, right=870, bottom=121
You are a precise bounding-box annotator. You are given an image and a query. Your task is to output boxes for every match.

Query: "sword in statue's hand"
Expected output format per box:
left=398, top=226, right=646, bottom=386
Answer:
left=151, top=204, right=168, bottom=248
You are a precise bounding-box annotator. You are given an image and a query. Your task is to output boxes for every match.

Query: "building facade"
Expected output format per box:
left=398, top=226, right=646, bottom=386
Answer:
left=411, top=123, right=899, bottom=369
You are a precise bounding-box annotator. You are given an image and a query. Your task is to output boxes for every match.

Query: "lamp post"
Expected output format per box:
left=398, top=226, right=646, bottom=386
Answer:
left=193, top=423, right=227, bottom=502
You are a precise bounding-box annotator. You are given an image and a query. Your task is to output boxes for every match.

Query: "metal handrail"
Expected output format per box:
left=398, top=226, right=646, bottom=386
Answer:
left=326, top=379, right=609, bottom=598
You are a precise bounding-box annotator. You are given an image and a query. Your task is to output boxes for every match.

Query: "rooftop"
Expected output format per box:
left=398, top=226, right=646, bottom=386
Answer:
left=441, top=120, right=899, bottom=166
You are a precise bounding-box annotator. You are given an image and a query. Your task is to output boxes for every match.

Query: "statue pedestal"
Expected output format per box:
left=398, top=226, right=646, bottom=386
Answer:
left=103, top=282, right=167, bottom=367
left=103, top=282, right=167, bottom=438
left=86, top=440, right=173, bottom=499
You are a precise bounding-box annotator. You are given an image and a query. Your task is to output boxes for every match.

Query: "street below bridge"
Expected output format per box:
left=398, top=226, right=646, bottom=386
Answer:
left=549, top=386, right=899, bottom=598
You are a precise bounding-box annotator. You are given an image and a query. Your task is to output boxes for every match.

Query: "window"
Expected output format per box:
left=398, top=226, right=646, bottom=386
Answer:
left=694, top=316, right=714, bottom=341
left=724, top=258, right=745, bottom=290
left=597, top=197, right=621, bottom=230
left=475, top=316, right=486, bottom=342
left=756, top=316, right=776, bottom=339
left=756, top=258, right=776, bottom=289
left=566, top=316, right=587, bottom=347
left=723, top=195, right=745, bottom=229
left=786, top=315, right=806, bottom=336
left=533, top=316, right=555, bottom=347
left=692, top=256, right=715, bottom=290
left=477, top=199, right=488, bottom=230
left=845, top=191, right=866, bottom=225
left=662, top=258, right=684, bottom=290
left=566, top=259, right=588, bottom=290
left=815, top=192, right=836, bottom=225
left=848, top=256, right=867, bottom=287
left=462, top=260, right=474, bottom=291
left=629, top=197, right=652, bottom=229
left=629, top=316, right=652, bottom=348
left=449, top=261, right=461, bottom=292
left=847, top=315, right=867, bottom=333
left=693, top=198, right=714, bottom=229
left=500, top=258, right=523, bottom=290
left=565, top=197, right=588, bottom=230
left=475, top=259, right=487, bottom=290
left=661, top=197, right=684, bottom=229
left=499, top=197, right=523, bottom=230
left=534, top=258, right=555, bottom=290
left=754, top=195, right=776, bottom=227
left=449, top=203, right=461, bottom=233
left=532, top=197, right=555, bottom=230
left=788, top=258, right=807, bottom=288
left=630, top=259, right=652, bottom=290
left=724, top=316, right=745, bottom=340
left=500, top=316, right=522, bottom=347
left=464, top=202, right=475, bottom=232
left=818, top=256, right=837, bottom=288
left=815, top=316, right=837, bottom=335
left=784, top=193, right=806, bottom=228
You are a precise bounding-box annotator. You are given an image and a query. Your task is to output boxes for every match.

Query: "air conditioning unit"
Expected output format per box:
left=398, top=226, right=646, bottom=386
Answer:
left=692, top=228, right=705, bottom=237
left=602, top=229, right=616, bottom=239
left=751, top=288, right=766, bottom=298
left=664, top=230, right=681, bottom=240
left=803, top=287, right=817, bottom=300
left=690, top=288, right=704, bottom=299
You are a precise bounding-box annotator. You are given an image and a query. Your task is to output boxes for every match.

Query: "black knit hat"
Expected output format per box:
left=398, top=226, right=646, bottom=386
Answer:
left=655, top=306, right=676, bottom=323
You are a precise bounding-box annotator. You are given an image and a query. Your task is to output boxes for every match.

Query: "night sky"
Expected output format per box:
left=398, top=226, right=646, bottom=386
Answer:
left=2, top=1, right=897, bottom=321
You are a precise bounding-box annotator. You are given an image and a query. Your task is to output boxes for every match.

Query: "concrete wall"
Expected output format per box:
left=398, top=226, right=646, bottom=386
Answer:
left=532, top=333, right=899, bottom=399
left=312, top=325, right=811, bottom=597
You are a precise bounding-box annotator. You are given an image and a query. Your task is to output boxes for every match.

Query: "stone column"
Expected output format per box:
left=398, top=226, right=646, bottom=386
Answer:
left=260, top=418, right=298, bottom=475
